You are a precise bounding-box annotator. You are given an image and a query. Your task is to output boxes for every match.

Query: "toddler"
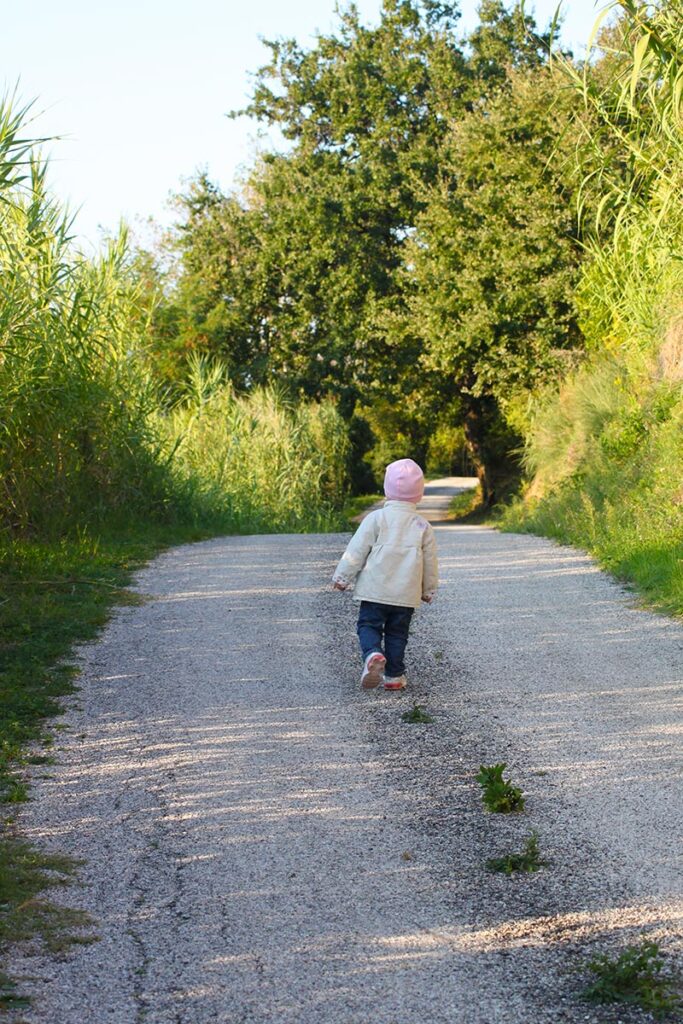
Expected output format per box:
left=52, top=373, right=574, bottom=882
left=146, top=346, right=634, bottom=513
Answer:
left=332, top=458, right=438, bottom=690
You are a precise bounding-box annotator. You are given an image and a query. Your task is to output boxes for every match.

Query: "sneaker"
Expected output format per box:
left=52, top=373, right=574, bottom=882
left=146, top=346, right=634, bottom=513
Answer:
left=384, top=675, right=407, bottom=691
left=361, top=652, right=386, bottom=689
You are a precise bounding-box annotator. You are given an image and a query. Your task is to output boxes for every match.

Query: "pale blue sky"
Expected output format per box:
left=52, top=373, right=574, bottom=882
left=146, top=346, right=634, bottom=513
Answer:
left=1, top=0, right=605, bottom=248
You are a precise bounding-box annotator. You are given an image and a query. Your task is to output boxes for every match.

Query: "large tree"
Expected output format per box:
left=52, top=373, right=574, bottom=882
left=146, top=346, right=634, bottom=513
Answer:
left=146, top=1, right=468, bottom=466
left=232, top=0, right=468, bottom=412
left=403, top=62, right=584, bottom=503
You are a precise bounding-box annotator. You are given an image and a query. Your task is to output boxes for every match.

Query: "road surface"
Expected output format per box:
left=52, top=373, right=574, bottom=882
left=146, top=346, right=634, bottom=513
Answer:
left=8, top=490, right=683, bottom=1023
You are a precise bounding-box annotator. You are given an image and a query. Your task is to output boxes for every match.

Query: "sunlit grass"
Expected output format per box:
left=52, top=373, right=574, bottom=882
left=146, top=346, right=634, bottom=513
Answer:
left=503, top=3, right=683, bottom=620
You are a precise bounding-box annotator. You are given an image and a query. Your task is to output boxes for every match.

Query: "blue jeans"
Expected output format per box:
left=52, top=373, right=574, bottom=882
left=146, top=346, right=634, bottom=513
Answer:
left=356, top=601, right=414, bottom=678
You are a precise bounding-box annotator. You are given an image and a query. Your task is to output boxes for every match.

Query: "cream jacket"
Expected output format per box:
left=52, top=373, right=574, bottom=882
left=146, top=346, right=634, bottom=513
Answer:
left=333, top=500, right=438, bottom=609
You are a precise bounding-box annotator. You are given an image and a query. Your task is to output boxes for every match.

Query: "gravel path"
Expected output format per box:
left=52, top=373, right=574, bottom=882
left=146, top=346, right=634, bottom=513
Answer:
left=8, top=521, right=683, bottom=1023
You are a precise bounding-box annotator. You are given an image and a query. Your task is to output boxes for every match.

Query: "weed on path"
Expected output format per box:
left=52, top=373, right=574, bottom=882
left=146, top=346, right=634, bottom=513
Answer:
left=582, top=941, right=682, bottom=1019
left=485, top=831, right=547, bottom=875
left=476, top=762, right=526, bottom=813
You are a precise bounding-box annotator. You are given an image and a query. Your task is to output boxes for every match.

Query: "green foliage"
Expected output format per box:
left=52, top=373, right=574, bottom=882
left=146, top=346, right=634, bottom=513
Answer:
left=402, top=57, right=584, bottom=502
left=0, top=180, right=171, bottom=533
left=426, top=424, right=472, bottom=477
left=0, top=91, right=37, bottom=193
left=582, top=941, right=681, bottom=1018
left=423, top=67, right=581, bottom=390
left=557, top=3, right=683, bottom=242
left=161, top=366, right=349, bottom=533
left=467, top=0, right=555, bottom=94
left=505, top=2, right=683, bottom=617
left=599, top=406, right=646, bottom=461
left=501, top=314, right=683, bottom=616
left=476, top=763, right=526, bottom=813
left=152, top=1, right=468, bottom=429
left=0, top=100, right=179, bottom=535
left=340, top=493, right=385, bottom=528
left=448, top=484, right=484, bottom=522
left=0, top=96, right=351, bottom=538
left=401, top=703, right=434, bottom=724
left=142, top=2, right=573, bottom=492
left=486, top=831, right=547, bottom=874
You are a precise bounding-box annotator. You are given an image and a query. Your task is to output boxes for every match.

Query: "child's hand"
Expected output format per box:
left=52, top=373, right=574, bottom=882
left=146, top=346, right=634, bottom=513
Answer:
left=421, top=594, right=432, bottom=603
left=333, top=581, right=347, bottom=591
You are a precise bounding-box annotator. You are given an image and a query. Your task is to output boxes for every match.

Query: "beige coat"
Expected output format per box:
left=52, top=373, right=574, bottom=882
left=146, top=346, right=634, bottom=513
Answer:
left=333, top=500, right=438, bottom=609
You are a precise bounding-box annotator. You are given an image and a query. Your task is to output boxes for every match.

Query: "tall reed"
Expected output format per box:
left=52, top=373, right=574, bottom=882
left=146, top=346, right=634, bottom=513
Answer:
left=504, top=3, right=683, bottom=615
left=0, top=123, right=172, bottom=533
left=161, top=356, right=349, bottom=533
left=0, top=96, right=350, bottom=538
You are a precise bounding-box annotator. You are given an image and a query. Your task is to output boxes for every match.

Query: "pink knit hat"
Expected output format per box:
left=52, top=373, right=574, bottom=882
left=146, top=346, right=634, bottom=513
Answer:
left=384, top=458, right=425, bottom=504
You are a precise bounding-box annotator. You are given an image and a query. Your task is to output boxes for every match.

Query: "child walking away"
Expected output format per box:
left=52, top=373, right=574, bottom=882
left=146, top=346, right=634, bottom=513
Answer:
left=332, top=458, right=438, bottom=691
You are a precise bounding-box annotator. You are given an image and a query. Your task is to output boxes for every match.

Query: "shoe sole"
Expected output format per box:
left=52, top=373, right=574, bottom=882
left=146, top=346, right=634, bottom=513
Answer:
left=384, top=682, right=406, bottom=691
left=361, top=655, right=386, bottom=689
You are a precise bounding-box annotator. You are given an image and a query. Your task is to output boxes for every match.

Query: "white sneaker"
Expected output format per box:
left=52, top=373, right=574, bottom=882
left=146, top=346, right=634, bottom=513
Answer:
left=384, top=675, right=407, bottom=691
left=361, top=652, right=386, bottom=689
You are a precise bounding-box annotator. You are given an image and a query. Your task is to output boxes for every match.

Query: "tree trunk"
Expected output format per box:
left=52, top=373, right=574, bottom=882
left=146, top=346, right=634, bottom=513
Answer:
left=462, top=394, right=520, bottom=507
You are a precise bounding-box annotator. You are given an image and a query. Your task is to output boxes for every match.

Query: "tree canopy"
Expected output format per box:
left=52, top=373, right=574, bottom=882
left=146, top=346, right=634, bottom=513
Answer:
left=138, top=0, right=590, bottom=499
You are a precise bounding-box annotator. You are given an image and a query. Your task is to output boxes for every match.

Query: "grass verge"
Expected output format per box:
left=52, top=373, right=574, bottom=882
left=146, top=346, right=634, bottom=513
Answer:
left=0, top=521, right=216, bottom=799
left=500, top=479, right=683, bottom=619
left=340, top=493, right=384, bottom=527
left=0, top=519, right=220, bottom=999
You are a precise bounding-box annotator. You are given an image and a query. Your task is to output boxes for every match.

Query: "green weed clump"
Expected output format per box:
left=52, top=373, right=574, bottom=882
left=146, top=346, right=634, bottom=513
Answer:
left=582, top=941, right=681, bottom=1018
left=486, top=831, right=546, bottom=874
left=401, top=704, right=434, bottom=724
left=476, top=763, right=525, bottom=813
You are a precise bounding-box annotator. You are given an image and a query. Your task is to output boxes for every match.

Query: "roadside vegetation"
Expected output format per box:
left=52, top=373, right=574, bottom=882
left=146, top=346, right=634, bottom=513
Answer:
left=485, top=831, right=546, bottom=875
left=476, top=763, right=526, bottom=813
left=500, top=4, right=683, bottom=617
left=135, top=0, right=680, bottom=618
left=135, top=0, right=585, bottom=503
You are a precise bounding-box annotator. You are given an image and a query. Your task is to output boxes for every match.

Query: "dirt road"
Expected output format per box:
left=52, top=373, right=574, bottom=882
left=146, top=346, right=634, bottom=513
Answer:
left=8, top=502, right=683, bottom=1022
